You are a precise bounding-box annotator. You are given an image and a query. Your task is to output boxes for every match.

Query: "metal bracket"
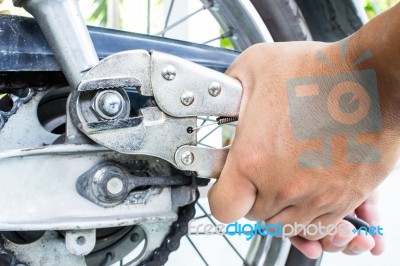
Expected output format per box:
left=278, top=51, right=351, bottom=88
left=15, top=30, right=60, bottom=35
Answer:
left=65, top=229, right=96, bottom=256
left=76, top=161, right=194, bottom=207
left=0, top=145, right=190, bottom=230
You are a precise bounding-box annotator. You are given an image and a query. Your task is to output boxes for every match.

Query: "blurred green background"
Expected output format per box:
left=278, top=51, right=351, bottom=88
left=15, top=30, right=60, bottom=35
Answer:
left=364, top=0, right=399, bottom=18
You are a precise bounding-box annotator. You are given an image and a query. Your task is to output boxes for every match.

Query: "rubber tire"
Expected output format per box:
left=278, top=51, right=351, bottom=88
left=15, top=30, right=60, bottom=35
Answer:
left=250, top=0, right=312, bottom=41
left=295, top=0, right=364, bottom=42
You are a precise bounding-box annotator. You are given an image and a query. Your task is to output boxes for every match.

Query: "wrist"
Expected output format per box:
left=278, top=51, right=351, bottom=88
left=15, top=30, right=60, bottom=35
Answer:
left=349, top=4, right=400, bottom=99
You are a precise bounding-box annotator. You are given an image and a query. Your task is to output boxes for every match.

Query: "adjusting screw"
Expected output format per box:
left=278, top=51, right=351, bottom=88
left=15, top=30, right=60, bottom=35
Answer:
left=181, top=151, right=194, bottom=166
left=208, top=82, right=221, bottom=97
left=162, top=65, right=176, bottom=80
left=180, top=91, right=194, bottom=106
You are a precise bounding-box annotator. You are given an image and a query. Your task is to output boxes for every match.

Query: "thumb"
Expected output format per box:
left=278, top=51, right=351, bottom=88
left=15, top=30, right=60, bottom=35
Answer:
left=289, top=236, right=323, bottom=259
left=208, top=157, right=257, bottom=223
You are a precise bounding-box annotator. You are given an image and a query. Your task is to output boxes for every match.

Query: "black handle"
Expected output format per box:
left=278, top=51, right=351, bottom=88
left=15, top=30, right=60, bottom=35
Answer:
left=343, top=215, right=370, bottom=230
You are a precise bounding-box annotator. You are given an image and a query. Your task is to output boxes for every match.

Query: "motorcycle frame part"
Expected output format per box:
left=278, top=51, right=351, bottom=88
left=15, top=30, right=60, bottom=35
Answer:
left=65, top=229, right=96, bottom=256
left=76, top=161, right=197, bottom=208
left=0, top=144, right=198, bottom=231
left=0, top=14, right=239, bottom=74
left=0, top=85, right=200, bottom=265
left=14, top=0, right=99, bottom=89
left=11, top=0, right=272, bottom=88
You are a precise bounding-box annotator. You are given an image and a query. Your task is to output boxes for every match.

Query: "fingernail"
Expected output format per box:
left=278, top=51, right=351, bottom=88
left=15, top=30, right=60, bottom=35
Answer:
left=350, top=245, right=364, bottom=254
left=332, top=235, right=348, bottom=247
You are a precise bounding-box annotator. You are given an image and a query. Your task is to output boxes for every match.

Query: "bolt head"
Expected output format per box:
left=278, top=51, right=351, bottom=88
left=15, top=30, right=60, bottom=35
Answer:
left=92, top=165, right=128, bottom=204
left=106, top=177, right=124, bottom=195
left=181, top=151, right=194, bottom=166
left=208, top=82, right=221, bottom=97
left=180, top=92, right=194, bottom=106
left=94, top=90, right=124, bottom=119
left=162, top=65, right=176, bottom=80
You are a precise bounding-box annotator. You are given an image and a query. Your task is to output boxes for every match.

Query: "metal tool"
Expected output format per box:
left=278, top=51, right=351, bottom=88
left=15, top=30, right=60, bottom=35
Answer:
left=69, top=49, right=243, bottom=179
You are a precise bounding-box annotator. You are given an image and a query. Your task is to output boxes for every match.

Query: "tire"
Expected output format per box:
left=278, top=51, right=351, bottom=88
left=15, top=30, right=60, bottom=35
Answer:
left=250, top=0, right=313, bottom=41
left=295, top=0, right=365, bottom=42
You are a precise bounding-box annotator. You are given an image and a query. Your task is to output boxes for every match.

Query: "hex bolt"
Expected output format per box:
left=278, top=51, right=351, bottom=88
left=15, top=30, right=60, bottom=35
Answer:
left=106, top=177, right=124, bottom=195
left=162, top=65, right=176, bottom=80
left=180, top=92, right=194, bottom=106
left=94, top=90, right=125, bottom=119
left=92, top=165, right=128, bottom=204
left=181, top=151, right=194, bottom=166
left=208, top=82, right=221, bottom=97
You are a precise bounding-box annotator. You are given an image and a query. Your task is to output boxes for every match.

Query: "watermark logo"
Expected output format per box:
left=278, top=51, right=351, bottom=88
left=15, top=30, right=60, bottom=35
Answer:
left=286, top=40, right=382, bottom=168
left=189, top=221, right=384, bottom=241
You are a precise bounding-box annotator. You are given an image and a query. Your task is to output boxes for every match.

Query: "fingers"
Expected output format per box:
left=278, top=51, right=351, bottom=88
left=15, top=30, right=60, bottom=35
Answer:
left=320, top=219, right=374, bottom=256
left=262, top=206, right=314, bottom=237
left=208, top=158, right=257, bottom=223
left=290, top=219, right=375, bottom=259
left=342, top=233, right=375, bottom=255
left=320, top=220, right=357, bottom=252
left=290, top=236, right=323, bottom=259
left=355, top=192, right=384, bottom=255
left=298, top=213, right=341, bottom=241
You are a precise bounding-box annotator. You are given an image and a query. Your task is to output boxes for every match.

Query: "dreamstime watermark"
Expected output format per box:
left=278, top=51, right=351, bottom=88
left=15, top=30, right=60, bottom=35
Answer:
left=189, top=221, right=383, bottom=241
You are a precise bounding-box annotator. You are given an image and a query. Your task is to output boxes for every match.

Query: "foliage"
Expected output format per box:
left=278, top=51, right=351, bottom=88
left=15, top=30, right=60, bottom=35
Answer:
left=88, top=0, right=114, bottom=26
left=364, top=0, right=400, bottom=18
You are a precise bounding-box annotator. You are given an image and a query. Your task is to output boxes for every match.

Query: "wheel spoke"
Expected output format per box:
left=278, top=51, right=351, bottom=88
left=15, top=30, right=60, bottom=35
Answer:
left=147, top=0, right=151, bottom=34
left=198, top=125, right=221, bottom=143
left=162, top=0, right=175, bottom=37
left=199, top=116, right=215, bottom=124
left=202, top=29, right=234, bottom=45
left=196, top=203, right=246, bottom=262
left=194, top=214, right=207, bottom=220
left=197, top=143, right=215, bottom=148
left=155, top=4, right=211, bottom=36
left=186, top=235, right=210, bottom=266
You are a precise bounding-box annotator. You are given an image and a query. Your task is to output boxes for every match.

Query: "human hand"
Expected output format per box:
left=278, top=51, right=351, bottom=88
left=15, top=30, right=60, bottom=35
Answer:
left=208, top=34, right=400, bottom=240
left=291, top=193, right=384, bottom=258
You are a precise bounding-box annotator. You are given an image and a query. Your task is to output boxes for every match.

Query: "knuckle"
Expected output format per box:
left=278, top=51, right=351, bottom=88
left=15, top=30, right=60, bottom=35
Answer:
left=234, top=146, right=264, bottom=181
left=275, top=179, right=303, bottom=203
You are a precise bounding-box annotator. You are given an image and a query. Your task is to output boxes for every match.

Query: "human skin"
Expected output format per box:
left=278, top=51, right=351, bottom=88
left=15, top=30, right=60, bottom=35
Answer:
left=209, top=3, right=400, bottom=258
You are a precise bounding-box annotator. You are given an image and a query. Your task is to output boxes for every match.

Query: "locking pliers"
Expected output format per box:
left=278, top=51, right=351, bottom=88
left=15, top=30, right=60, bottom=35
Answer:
left=69, top=50, right=242, bottom=178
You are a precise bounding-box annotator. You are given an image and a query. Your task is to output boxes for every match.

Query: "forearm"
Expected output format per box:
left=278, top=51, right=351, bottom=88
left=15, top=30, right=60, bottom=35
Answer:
left=350, top=3, right=400, bottom=99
